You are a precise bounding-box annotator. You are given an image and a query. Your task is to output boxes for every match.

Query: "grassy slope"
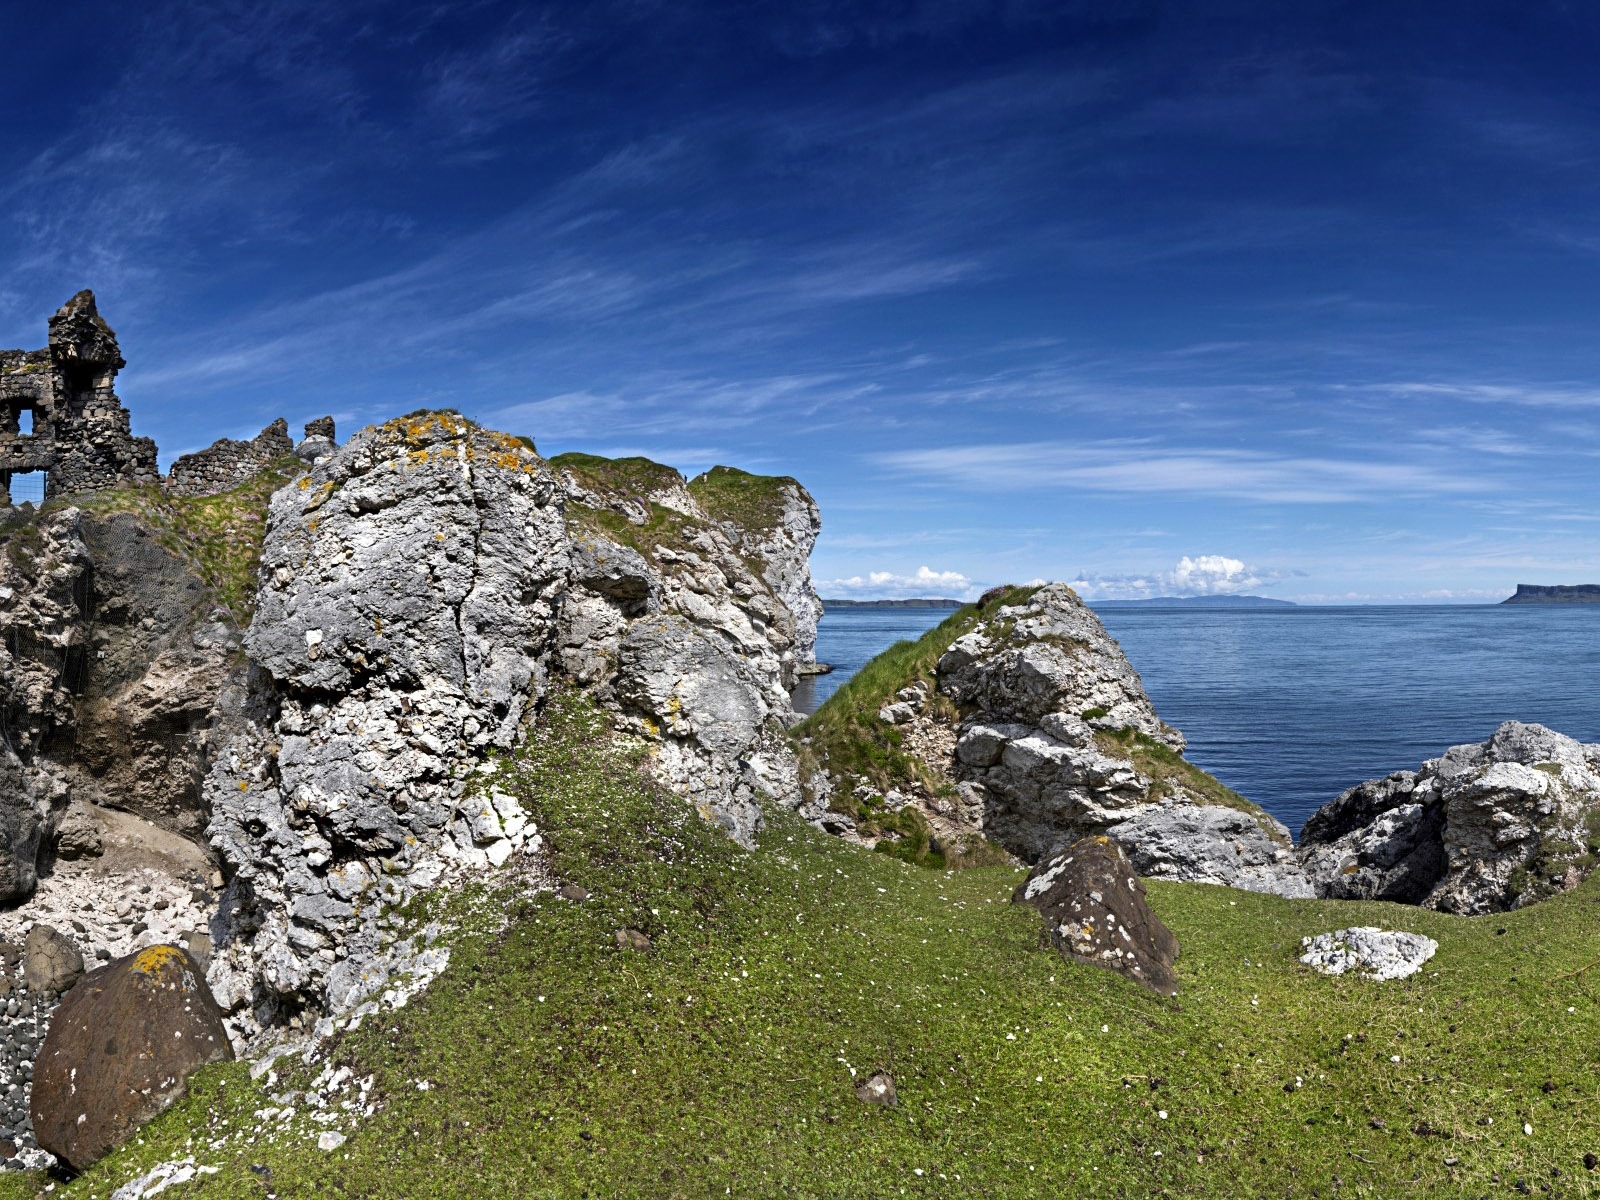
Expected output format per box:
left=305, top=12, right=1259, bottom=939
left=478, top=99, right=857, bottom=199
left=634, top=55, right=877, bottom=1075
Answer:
left=41, top=458, right=304, bottom=624
left=791, top=589, right=1029, bottom=800
left=23, top=691, right=1600, bottom=1200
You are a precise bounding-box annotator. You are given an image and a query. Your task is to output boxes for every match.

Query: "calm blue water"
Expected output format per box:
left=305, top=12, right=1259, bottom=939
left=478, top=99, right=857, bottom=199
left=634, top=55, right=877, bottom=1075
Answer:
left=795, top=605, right=1600, bottom=838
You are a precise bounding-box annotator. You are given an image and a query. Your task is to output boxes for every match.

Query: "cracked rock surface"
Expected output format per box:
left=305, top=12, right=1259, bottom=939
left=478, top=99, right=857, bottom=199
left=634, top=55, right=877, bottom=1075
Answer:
left=204, top=413, right=567, bottom=1039
left=1298, top=720, right=1600, bottom=913
left=937, top=585, right=1309, bottom=895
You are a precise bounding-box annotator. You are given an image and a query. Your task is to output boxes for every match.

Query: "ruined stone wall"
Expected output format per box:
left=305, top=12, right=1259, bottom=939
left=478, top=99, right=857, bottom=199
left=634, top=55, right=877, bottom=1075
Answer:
left=0, top=292, right=159, bottom=504
left=166, top=419, right=295, bottom=498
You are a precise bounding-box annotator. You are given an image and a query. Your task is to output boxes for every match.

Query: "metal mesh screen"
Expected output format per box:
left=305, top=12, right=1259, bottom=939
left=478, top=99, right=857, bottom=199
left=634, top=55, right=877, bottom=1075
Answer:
left=6, top=471, right=47, bottom=505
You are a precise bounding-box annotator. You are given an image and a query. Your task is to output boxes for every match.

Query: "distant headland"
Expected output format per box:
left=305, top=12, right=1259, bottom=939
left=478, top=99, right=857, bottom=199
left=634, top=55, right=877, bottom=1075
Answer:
left=1092, top=595, right=1297, bottom=609
left=822, top=597, right=963, bottom=609
left=1502, top=584, right=1600, bottom=605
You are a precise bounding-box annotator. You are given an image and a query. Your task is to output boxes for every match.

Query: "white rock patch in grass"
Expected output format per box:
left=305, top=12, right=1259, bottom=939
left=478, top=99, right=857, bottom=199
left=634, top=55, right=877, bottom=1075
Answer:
left=1299, top=927, right=1438, bottom=981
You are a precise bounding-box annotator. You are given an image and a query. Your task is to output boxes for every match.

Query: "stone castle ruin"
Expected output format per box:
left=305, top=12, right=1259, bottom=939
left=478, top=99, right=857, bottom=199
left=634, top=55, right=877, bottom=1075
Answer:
left=0, top=291, right=159, bottom=505
left=0, top=292, right=332, bottom=505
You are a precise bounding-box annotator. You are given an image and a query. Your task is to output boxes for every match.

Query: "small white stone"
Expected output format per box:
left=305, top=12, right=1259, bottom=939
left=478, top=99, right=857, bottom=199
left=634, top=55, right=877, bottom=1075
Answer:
left=318, top=1131, right=347, bottom=1151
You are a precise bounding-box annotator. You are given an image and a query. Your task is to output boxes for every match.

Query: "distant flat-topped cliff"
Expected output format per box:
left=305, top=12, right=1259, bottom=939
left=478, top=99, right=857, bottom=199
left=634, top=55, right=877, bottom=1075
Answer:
left=1503, top=584, right=1600, bottom=605
left=822, top=597, right=963, bottom=609
left=1093, top=594, right=1296, bottom=609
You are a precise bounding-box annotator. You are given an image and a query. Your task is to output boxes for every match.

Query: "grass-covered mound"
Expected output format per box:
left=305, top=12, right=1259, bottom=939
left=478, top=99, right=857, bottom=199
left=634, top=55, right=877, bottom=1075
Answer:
left=24, top=690, right=1600, bottom=1199
left=37, top=459, right=304, bottom=623
left=792, top=594, right=998, bottom=798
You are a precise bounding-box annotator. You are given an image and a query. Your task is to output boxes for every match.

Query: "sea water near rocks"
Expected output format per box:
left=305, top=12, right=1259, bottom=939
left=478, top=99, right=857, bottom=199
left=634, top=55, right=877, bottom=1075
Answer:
left=795, top=604, right=1600, bottom=837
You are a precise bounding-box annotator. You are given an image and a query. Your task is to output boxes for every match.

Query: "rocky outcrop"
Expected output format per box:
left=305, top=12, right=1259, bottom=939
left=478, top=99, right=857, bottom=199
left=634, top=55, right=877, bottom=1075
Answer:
left=691, top=466, right=824, bottom=667
left=204, top=413, right=564, bottom=1035
left=1299, top=721, right=1600, bottom=913
left=0, top=504, right=246, bottom=898
left=938, top=585, right=1308, bottom=895
left=0, top=407, right=823, bottom=1119
left=552, top=454, right=821, bottom=846
left=1014, top=835, right=1179, bottom=994
left=31, top=945, right=231, bottom=1171
left=1299, top=927, right=1437, bottom=981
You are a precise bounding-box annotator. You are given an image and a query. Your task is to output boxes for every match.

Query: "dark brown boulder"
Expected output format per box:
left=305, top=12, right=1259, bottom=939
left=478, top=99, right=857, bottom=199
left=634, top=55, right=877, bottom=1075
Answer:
left=1013, top=835, right=1180, bottom=995
left=31, top=944, right=232, bottom=1170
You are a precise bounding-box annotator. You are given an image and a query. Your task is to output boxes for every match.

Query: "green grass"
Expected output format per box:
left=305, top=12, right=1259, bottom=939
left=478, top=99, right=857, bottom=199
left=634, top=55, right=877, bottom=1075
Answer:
left=792, top=586, right=1034, bottom=805
left=43, top=457, right=304, bottom=623
left=550, top=451, right=687, bottom=499
left=687, top=465, right=797, bottom=538
left=36, top=688, right=1600, bottom=1198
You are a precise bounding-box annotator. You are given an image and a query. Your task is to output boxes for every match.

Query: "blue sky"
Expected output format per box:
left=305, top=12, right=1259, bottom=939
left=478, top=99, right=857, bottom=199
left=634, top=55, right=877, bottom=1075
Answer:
left=5, top=1, right=1600, bottom=602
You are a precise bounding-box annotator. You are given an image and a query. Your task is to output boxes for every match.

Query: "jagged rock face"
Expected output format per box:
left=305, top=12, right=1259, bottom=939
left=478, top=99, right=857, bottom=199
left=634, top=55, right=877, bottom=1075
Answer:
left=1299, top=721, right=1600, bottom=914
left=1014, top=835, right=1179, bottom=994
left=69, top=512, right=245, bottom=837
left=0, top=506, right=245, bottom=896
left=0, top=509, right=88, bottom=901
left=553, top=458, right=819, bottom=844
left=204, top=413, right=566, bottom=1031
left=937, top=585, right=1308, bottom=896
left=940, top=583, right=1183, bottom=747
left=696, top=466, right=824, bottom=667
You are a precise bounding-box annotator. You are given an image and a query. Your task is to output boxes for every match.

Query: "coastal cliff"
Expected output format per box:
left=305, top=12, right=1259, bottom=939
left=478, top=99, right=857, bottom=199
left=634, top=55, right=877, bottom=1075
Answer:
left=1497, top=588, right=1600, bottom=604
left=794, top=584, right=1311, bottom=896
left=0, top=410, right=824, bottom=1164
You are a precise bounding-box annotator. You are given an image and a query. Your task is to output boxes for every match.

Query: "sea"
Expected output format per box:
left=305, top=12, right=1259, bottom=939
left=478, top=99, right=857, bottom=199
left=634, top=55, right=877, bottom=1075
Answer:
left=791, top=604, right=1600, bottom=839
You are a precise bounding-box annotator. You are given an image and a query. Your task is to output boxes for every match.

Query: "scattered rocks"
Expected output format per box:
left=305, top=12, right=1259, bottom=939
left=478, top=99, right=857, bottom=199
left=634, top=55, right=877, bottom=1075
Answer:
left=614, top=929, right=653, bottom=952
left=1298, top=927, right=1438, bottom=981
left=1013, top=835, right=1180, bottom=995
left=32, top=945, right=232, bottom=1171
left=1299, top=721, right=1600, bottom=913
left=854, top=1070, right=897, bottom=1108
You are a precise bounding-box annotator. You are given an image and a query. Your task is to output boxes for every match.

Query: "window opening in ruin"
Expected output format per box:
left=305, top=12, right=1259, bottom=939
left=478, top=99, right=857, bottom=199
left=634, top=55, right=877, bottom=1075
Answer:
left=4, top=470, right=47, bottom=505
left=16, top=407, right=32, bottom=436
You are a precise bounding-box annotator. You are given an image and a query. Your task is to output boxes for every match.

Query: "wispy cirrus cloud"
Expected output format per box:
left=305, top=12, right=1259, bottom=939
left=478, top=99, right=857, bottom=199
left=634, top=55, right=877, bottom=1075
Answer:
left=874, top=442, right=1484, bottom=504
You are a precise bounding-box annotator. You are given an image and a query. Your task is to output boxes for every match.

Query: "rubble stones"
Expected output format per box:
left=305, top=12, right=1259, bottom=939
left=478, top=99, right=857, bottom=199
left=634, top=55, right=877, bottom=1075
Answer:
left=31, top=945, right=232, bottom=1171
left=1299, top=721, right=1600, bottom=913
left=166, top=419, right=295, bottom=498
left=1299, top=927, right=1438, bottom=981
left=1014, top=835, right=1180, bottom=994
left=53, top=799, right=103, bottom=860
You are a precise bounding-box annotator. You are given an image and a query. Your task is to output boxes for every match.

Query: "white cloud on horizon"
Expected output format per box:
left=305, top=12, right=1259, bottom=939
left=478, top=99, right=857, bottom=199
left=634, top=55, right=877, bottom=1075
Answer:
left=817, top=564, right=977, bottom=600
left=1068, top=554, right=1271, bottom=600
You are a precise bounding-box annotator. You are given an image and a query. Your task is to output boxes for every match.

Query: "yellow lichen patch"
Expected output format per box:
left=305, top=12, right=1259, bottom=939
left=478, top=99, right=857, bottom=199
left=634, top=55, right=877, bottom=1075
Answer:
left=132, top=944, right=186, bottom=977
left=238, top=780, right=249, bottom=791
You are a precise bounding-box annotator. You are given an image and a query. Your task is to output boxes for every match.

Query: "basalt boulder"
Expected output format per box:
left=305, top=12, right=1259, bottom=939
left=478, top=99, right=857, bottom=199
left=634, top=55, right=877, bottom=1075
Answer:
left=1013, top=835, right=1179, bottom=994
left=31, top=945, right=232, bottom=1171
